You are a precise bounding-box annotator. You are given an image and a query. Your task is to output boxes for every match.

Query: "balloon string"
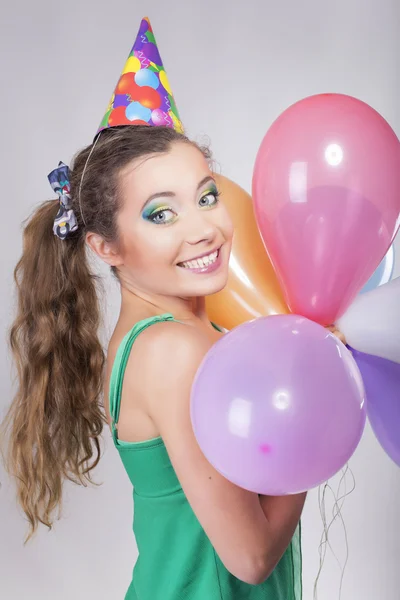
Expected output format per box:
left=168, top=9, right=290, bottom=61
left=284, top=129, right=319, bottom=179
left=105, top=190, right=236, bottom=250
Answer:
left=313, top=464, right=356, bottom=600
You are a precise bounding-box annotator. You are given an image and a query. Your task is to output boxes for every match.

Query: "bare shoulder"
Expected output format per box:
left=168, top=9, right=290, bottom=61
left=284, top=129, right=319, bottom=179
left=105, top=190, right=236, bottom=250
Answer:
left=136, top=319, right=212, bottom=358
left=129, top=319, right=213, bottom=399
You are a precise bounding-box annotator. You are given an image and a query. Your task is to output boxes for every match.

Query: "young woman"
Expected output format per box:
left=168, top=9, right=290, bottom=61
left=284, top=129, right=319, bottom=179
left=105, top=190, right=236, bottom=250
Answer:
left=3, top=17, right=304, bottom=600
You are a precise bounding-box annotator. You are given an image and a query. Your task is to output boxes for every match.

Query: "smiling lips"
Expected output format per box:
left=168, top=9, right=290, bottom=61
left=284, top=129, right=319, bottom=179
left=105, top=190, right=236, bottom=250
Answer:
left=178, top=248, right=220, bottom=271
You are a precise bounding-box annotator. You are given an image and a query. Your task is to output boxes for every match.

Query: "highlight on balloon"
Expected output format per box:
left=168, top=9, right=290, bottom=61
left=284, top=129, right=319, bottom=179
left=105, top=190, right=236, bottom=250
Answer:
left=201, top=92, right=400, bottom=491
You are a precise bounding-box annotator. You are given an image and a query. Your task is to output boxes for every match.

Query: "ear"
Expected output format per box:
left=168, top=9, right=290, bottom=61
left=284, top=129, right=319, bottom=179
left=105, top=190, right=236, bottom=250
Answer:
left=85, top=231, right=124, bottom=267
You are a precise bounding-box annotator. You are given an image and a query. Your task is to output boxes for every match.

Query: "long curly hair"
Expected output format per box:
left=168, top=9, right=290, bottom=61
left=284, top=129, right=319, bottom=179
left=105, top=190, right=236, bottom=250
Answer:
left=1, top=125, right=207, bottom=542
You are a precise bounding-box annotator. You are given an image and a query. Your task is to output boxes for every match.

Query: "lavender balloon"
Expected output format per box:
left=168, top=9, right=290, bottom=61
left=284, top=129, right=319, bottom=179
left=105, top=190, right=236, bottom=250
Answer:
left=352, top=348, right=400, bottom=467
left=191, top=315, right=366, bottom=495
left=144, top=42, right=162, bottom=65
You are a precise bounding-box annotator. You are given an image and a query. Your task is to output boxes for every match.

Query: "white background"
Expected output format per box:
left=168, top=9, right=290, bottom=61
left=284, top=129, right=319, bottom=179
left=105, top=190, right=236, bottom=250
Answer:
left=0, top=0, right=399, bottom=598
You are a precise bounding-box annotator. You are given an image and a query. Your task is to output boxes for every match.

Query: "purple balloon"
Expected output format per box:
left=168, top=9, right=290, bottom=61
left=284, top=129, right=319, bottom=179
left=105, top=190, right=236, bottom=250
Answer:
left=351, top=348, right=400, bottom=467
left=130, top=19, right=149, bottom=52
left=113, top=94, right=129, bottom=108
left=138, top=18, right=149, bottom=36
left=144, top=42, right=162, bottom=65
left=158, top=84, right=171, bottom=112
left=191, top=315, right=366, bottom=495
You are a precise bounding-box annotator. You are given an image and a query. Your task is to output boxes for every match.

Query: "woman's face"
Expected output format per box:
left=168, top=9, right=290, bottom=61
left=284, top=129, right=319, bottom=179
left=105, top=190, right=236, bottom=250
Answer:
left=115, top=142, right=233, bottom=299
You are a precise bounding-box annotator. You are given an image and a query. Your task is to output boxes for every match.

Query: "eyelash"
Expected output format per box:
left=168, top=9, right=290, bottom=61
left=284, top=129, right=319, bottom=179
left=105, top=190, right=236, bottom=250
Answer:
left=199, top=190, right=221, bottom=207
left=148, top=190, right=221, bottom=225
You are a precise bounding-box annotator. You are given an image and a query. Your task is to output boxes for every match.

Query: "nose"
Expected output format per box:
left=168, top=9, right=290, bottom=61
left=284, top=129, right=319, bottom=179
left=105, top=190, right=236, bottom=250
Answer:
left=184, top=210, right=218, bottom=246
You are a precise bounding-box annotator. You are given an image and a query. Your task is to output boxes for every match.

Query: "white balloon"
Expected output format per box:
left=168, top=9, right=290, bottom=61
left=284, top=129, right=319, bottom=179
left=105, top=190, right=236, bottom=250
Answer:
left=337, top=277, right=400, bottom=363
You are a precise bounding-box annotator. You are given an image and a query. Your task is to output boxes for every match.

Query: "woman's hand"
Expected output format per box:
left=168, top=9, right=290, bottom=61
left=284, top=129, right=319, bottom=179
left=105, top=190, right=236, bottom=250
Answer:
left=325, top=325, right=347, bottom=345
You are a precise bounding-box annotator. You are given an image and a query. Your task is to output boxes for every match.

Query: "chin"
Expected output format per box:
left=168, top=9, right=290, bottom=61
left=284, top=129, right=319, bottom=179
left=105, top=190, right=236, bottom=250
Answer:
left=183, top=271, right=229, bottom=298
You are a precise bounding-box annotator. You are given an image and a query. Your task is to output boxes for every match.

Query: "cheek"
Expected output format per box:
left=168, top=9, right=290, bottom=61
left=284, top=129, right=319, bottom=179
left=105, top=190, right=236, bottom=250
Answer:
left=124, top=228, right=179, bottom=269
left=219, top=206, right=234, bottom=241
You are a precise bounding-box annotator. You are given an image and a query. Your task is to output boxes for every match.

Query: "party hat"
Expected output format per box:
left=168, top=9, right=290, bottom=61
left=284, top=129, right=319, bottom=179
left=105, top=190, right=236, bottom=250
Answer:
left=96, top=17, right=184, bottom=136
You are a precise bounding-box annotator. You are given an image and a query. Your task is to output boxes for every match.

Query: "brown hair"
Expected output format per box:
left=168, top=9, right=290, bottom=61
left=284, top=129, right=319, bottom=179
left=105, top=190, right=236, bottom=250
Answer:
left=1, top=125, right=209, bottom=542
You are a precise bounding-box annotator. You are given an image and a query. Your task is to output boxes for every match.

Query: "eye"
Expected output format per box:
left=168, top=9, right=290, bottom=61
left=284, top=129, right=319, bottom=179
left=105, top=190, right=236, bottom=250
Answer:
left=199, top=190, right=220, bottom=208
left=148, top=208, right=177, bottom=224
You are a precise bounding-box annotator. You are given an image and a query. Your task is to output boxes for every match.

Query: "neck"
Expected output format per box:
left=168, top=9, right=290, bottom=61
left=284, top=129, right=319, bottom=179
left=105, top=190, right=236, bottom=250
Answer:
left=120, top=283, right=211, bottom=327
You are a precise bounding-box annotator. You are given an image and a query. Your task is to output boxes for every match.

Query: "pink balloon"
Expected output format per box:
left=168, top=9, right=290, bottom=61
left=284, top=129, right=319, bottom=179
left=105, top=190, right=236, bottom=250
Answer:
left=191, top=315, right=366, bottom=495
left=151, top=108, right=172, bottom=127
left=252, top=94, right=400, bottom=325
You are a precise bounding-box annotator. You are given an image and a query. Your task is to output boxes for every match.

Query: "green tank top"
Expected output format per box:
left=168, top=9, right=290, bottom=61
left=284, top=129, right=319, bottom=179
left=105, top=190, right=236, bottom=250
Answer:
left=109, top=313, right=302, bottom=600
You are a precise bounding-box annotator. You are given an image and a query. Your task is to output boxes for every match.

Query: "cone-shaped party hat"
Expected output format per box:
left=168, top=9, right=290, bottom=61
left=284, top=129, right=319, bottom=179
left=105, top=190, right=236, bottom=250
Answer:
left=96, top=17, right=184, bottom=136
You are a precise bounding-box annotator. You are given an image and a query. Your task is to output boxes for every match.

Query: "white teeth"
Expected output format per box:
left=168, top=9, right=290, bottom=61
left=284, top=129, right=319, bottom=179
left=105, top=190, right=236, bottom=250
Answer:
left=180, top=250, right=219, bottom=269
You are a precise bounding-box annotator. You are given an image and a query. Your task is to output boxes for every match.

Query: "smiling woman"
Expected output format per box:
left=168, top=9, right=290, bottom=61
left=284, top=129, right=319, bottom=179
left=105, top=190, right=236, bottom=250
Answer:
left=140, top=174, right=225, bottom=272
left=2, top=15, right=304, bottom=600
left=94, top=142, right=234, bottom=303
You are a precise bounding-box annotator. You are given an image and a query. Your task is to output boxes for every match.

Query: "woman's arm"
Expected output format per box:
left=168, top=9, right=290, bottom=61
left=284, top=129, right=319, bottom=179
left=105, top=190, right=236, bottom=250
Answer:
left=126, top=320, right=306, bottom=585
left=258, top=493, right=306, bottom=575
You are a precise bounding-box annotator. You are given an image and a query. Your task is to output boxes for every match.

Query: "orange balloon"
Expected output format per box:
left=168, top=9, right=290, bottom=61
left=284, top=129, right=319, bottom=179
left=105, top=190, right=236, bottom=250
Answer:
left=206, top=175, right=289, bottom=329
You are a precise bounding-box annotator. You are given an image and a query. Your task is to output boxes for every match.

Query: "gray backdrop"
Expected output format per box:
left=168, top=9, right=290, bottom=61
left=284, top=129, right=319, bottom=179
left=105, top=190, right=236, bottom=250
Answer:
left=1, top=0, right=399, bottom=598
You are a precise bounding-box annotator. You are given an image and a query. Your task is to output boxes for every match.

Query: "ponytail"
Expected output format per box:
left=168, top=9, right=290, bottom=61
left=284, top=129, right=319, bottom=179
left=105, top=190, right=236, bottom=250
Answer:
left=1, top=199, right=105, bottom=542
left=1, top=124, right=208, bottom=542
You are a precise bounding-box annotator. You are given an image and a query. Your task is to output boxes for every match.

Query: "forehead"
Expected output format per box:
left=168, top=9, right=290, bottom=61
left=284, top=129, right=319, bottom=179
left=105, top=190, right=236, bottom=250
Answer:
left=120, top=142, right=211, bottom=199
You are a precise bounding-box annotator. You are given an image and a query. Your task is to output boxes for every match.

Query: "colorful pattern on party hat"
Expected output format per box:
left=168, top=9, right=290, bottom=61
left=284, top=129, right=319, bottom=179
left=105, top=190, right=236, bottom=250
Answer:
left=96, top=17, right=184, bottom=136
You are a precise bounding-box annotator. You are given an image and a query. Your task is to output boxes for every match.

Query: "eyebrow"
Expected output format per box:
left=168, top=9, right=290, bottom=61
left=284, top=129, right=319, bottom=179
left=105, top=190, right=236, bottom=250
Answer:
left=141, top=175, right=216, bottom=210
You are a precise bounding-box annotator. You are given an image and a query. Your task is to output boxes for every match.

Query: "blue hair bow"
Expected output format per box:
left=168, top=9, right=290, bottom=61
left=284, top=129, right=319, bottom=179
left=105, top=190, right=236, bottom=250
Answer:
left=48, top=161, right=78, bottom=240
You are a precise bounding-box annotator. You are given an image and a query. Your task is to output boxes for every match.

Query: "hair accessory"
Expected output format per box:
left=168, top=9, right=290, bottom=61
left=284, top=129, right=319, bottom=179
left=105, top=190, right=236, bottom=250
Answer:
left=48, top=17, right=183, bottom=238
left=48, top=161, right=78, bottom=240
left=96, top=16, right=184, bottom=136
